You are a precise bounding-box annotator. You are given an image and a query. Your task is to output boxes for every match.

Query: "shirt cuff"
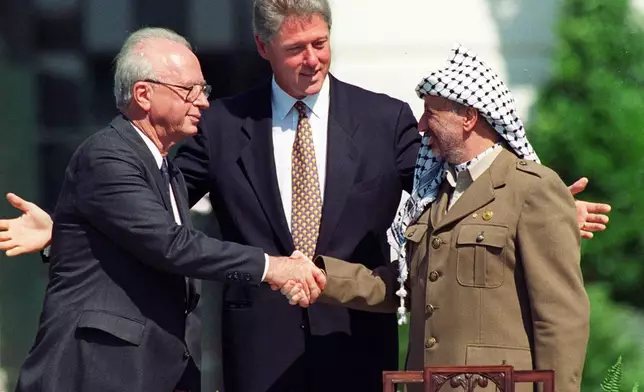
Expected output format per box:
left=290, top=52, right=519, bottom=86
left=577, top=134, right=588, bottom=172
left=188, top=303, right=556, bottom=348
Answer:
left=261, top=253, right=270, bottom=281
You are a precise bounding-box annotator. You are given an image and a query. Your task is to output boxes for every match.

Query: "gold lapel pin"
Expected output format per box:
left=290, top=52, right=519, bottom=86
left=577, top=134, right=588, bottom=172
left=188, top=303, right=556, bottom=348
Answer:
left=482, top=210, right=494, bottom=221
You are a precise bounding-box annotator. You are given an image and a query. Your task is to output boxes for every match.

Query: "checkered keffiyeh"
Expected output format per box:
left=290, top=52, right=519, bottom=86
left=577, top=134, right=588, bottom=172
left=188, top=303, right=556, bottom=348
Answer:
left=386, top=44, right=540, bottom=324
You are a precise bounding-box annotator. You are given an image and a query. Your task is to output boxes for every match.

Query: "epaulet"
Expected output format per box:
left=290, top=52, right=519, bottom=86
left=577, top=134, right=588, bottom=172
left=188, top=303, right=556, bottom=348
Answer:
left=515, top=159, right=544, bottom=178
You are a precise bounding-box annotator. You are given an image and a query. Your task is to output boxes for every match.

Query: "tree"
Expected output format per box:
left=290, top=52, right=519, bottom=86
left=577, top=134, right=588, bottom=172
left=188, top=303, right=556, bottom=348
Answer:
left=530, top=0, right=644, bottom=308
left=530, top=0, right=644, bottom=387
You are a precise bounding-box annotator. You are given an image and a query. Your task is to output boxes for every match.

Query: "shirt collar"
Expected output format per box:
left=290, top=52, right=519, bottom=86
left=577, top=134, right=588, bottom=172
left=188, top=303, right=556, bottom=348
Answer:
left=271, top=75, right=330, bottom=120
left=130, top=122, right=164, bottom=169
left=445, top=143, right=503, bottom=187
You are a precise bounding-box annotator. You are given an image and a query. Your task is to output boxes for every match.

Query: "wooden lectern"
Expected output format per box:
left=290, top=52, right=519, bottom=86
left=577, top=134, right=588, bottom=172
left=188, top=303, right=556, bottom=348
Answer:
left=382, top=366, right=554, bottom=392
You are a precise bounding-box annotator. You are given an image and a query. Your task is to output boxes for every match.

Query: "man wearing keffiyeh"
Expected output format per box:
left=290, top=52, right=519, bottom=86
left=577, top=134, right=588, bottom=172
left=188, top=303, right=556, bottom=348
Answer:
left=285, top=44, right=590, bottom=392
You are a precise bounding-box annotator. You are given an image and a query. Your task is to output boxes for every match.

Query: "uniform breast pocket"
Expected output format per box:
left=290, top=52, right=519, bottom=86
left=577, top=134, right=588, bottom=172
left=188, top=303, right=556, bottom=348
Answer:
left=456, top=224, right=507, bottom=288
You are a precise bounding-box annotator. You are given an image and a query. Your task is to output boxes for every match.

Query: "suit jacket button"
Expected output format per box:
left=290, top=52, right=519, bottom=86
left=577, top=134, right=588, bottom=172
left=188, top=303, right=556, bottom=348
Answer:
left=428, top=271, right=440, bottom=282
left=425, top=337, right=437, bottom=349
left=425, top=304, right=435, bottom=317
left=183, top=350, right=190, bottom=360
left=431, top=237, right=442, bottom=249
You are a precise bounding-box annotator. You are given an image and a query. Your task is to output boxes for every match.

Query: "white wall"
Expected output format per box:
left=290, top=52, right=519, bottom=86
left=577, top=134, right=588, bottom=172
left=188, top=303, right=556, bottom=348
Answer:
left=328, top=0, right=558, bottom=122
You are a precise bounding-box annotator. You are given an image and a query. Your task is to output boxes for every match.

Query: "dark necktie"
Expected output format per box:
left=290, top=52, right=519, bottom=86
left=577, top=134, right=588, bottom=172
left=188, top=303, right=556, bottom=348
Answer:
left=160, top=158, right=172, bottom=203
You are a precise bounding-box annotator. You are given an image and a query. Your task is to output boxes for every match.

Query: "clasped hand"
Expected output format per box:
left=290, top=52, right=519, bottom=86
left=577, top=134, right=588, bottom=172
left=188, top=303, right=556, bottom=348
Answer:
left=265, top=251, right=326, bottom=308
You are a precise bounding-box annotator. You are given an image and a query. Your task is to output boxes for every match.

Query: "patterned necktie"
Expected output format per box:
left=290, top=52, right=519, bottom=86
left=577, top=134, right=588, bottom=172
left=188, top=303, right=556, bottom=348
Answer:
left=291, top=101, right=322, bottom=260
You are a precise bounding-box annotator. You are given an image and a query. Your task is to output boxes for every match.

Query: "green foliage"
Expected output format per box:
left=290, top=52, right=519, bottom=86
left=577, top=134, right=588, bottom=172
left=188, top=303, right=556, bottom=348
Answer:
left=600, top=355, right=641, bottom=392
left=529, top=0, right=644, bottom=389
left=601, top=356, right=622, bottom=392
left=529, top=0, right=644, bottom=308
left=583, top=285, right=644, bottom=391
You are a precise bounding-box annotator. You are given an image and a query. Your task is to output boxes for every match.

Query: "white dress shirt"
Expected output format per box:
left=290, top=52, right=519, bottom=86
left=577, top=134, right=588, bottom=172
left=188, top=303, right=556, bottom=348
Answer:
left=271, top=76, right=330, bottom=231
left=132, top=123, right=270, bottom=279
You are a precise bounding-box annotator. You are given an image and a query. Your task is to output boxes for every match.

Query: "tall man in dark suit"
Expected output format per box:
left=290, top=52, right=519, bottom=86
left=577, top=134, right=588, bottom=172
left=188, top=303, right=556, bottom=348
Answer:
left=0, top=1, right=611, bottom=391
left=284, top=45, right=591, bottom=392
left=11, top=27, right=324, bottom=392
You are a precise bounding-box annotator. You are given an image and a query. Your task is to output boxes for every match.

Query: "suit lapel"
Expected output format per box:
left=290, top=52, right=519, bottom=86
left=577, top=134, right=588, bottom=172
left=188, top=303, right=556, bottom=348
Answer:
left=433, top=148, right=514, bottom=231
left=169, top=164, right=200, bottom=301
left=238, top=83, right=294, bottom=254
left=170, top=164, right=193, bottom=229
left=169, top=169, right=201, bottom=312
left=111, top=115, right=173, bottom=211
left=112, top=116, right=197, bottom=299
left=316, top=76, right=360, bottom=255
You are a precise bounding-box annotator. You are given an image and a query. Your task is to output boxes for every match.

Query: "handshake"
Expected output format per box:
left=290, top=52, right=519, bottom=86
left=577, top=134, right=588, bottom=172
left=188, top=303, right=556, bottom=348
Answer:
left=264, top=251, right=327, bottom=307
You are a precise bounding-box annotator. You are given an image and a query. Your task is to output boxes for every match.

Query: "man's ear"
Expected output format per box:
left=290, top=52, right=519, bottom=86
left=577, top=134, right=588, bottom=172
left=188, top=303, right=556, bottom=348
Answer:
left=132, top=82, right=152, bottom=112
left=255, top=34, right=269, bottom=60
left=463, top=107, right=479, bottom=132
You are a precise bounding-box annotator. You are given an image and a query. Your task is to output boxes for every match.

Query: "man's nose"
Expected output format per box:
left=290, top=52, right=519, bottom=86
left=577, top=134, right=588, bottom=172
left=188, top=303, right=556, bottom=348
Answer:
left=194, top=91, right=210, bottom=108
left=418, top=113, right=429, bottom=133
left=304, top=46, right=319, bottom=68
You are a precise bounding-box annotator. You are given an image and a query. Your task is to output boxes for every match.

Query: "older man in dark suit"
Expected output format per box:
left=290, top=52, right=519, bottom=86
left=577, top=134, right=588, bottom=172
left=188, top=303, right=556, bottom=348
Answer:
left=11, top=27, right=323, bottom=392
left=0, top=1, right=611, bottom=392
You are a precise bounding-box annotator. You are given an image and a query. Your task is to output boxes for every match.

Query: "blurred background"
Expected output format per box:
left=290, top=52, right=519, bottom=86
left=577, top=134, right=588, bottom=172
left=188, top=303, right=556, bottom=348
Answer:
left=1, top=0, right=643, bottom=390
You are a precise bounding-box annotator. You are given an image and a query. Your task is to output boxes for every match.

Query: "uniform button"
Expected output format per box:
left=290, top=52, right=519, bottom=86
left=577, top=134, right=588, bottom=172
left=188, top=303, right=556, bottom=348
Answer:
left=475, top=232, right=485, bottom=243
left=428, top=271, right=440, bottom=282
left=425, top=304, right=435, bottom=317
left=431, top=237, right=442, bottom=249
left=183, top=350, right=190, bottom=360
left=425, top=337, right=437, bottom=349
left=405, top=228, right=416, bottom=238
left=519, top=160, right=528, bottom=166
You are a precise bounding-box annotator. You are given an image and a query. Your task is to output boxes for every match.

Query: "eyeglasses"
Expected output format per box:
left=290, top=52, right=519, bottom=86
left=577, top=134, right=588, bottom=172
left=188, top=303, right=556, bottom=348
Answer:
left=143, top=79, right=212, bottom=103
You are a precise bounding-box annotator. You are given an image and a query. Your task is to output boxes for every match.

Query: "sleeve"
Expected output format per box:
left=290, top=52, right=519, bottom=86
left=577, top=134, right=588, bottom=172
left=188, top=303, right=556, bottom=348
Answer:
left=517, top=171, right=590, bottom=392
left=314, top=255, right=402, bottom=313
left=393, top=102, right=422, bottom=194
left=73, top=144, right=266, bottom=284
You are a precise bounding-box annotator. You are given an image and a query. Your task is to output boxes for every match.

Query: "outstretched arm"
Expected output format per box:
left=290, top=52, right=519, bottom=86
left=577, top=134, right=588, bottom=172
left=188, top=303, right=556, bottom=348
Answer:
left=0, top=193, right=53, bottom=256
left=281, top=255, right=401, bottom=313
left=568, top=177, right=611, bottom=239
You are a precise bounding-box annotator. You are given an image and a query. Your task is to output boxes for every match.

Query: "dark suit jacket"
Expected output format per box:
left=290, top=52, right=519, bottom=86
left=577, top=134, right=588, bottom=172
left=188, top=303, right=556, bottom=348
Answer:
left=174, top=74, right=421, bottom=391
left=16, top=116, right=266, bottom=392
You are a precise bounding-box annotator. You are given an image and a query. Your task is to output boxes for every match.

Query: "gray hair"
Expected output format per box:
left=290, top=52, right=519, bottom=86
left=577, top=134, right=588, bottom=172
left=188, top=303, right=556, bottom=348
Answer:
left=252, top=0, right=332, bottom=43
left=113, top=27, right=192, bottom=111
